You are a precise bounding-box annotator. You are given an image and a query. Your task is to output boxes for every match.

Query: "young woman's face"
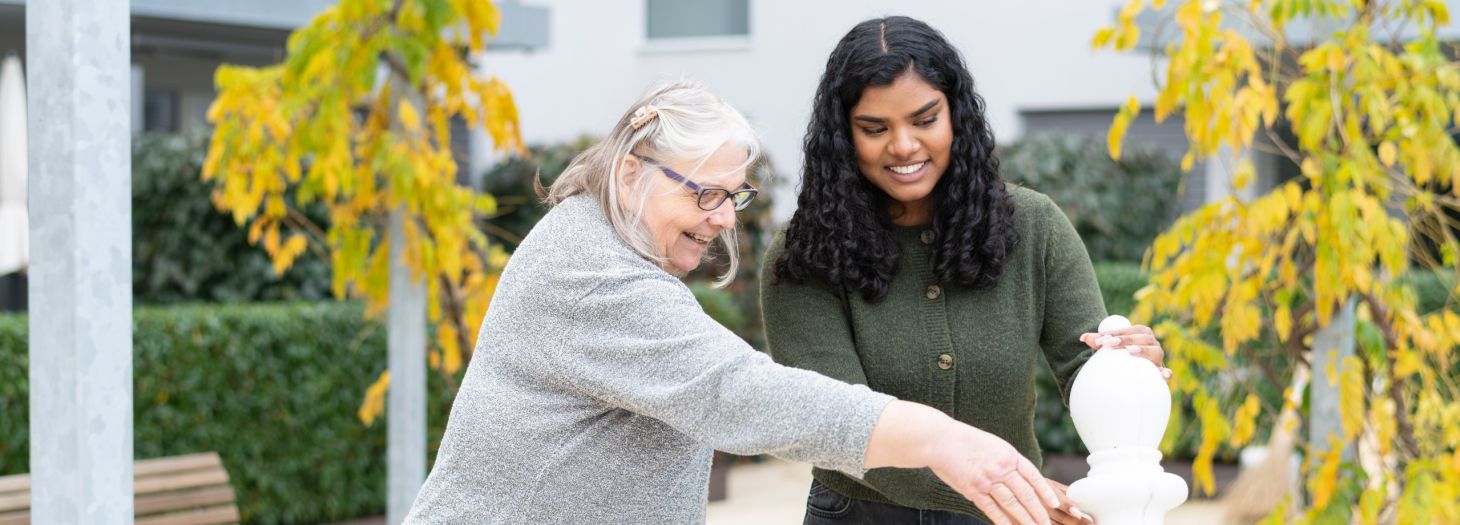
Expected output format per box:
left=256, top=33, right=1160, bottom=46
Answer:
left=848, top=69, right=953, bottom=226
left=624, top=143, right=748, bottom=273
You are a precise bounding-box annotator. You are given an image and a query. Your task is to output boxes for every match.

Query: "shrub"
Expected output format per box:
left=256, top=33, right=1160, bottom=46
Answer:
left=0, top=302, right=454, bottom=524
left=1000, top=133, right=1184, bottom=262
left=132, top=132, right=332, bottom=304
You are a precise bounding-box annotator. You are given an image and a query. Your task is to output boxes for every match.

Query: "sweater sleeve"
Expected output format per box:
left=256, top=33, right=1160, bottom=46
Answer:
left=1034, top=194, right=1106, bottom=406
left=760, top=233, right=870, bottom=387
left=549, top=253, right=893, bottom=479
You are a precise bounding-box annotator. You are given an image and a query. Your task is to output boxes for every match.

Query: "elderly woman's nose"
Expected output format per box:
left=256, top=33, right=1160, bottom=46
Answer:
left=707, top=200, right=737, bottom=228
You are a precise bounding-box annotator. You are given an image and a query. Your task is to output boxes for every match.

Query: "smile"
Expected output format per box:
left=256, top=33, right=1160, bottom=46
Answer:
left=683, top=232, right=713, bottom=244
left=888, top=161, right=926, bottom=175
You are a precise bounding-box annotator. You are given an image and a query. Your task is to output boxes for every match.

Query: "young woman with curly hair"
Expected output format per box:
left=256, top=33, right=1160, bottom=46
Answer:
left=762, top=16, right=1171, bottom=525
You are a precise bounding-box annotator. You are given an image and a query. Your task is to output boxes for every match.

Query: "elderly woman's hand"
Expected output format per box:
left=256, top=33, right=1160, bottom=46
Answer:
left=922, top=423, right=1061, bottom=525
left=1080, top=324, right=1170, bottom=382
left=865, top=401, right=1061, bottom=524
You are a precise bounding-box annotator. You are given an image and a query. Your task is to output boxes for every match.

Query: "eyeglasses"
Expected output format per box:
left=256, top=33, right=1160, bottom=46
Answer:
left=642, top=158, right=759, bottom=212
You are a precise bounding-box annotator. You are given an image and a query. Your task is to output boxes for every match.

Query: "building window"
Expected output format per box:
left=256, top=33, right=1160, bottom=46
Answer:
left=646, top=0, right=749, bottom=40
left=143, top=88, right=180, bottom=133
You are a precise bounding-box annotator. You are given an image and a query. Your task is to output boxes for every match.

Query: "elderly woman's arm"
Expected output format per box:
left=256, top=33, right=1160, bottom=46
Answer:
left=544, top=260, right=1056, bottom=524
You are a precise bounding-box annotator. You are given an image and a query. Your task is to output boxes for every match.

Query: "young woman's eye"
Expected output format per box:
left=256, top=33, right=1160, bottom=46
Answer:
left=859, top=127, right=886, bottom=136
left=916, top=117, right=938, bottom=127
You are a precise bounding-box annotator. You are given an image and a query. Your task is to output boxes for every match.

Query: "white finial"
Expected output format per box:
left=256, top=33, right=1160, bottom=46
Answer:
left=1098, top=314, right=1131, bottom=333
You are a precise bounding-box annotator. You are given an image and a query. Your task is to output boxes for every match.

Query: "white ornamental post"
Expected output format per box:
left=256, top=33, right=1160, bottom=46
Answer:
left=1066, top=315, right=1188, bottom=525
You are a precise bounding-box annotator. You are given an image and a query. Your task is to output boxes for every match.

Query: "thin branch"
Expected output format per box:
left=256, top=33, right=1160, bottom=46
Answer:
left=1358, top=290, right=1423, bottom=464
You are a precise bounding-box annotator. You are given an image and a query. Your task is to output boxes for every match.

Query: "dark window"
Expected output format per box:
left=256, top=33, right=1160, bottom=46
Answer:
left=646, top=0, right=749, bottom=39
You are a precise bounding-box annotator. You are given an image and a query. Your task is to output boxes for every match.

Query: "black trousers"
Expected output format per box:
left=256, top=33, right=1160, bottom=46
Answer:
left=803, top=480, right=993, bottom=525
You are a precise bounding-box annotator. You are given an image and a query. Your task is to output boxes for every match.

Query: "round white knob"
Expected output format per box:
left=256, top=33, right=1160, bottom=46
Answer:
left=1098, top=314, right=1132, bottom=334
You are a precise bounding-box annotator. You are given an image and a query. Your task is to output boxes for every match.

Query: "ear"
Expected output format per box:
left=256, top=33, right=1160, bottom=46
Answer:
left=617, top=154, right=643, bottom=186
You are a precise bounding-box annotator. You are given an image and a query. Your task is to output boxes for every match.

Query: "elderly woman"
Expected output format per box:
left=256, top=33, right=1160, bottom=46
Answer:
left=404, top=82, right=1065, bottom=525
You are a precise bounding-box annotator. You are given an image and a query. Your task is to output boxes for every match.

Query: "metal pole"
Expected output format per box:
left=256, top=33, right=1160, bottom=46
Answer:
left=385, top=72, right=428, bottom=522
left=27, top=0, right=134, bottom=522
left=1310, top=298, right=1356, bottom=461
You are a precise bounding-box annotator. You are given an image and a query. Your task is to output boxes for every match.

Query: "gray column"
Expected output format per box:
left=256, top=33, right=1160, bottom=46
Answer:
left=26, top=0, right=134, bottom=523
left=1310, top=298, right=1356, bottom=461
left=387, top=208, right=426, bottom=524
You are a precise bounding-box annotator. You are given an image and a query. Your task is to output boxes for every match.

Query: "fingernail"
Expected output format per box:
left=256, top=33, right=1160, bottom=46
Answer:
left=1071, top=506, right=1088, bottom=520
left=1162, top=368, right=1173, bottom=379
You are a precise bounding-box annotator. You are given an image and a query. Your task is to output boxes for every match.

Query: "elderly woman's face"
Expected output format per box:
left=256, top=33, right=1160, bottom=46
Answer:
left=626, top=143, right=748, bottom=273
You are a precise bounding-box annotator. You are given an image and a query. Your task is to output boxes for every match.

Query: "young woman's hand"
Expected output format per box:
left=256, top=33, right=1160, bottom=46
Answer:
left=1080, top=324, right=1170, bottom=382
left=1045, top=478, right=1094, bottom=524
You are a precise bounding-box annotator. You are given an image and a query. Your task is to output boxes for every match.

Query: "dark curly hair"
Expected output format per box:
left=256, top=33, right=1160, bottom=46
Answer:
left=773, top=15, right=1018, bottom=303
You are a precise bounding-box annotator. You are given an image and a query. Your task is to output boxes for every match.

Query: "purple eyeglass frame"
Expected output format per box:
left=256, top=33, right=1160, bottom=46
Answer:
left=642, top=158, right=759, bottom=211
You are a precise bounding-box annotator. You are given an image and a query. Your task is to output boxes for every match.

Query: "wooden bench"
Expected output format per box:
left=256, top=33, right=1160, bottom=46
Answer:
left=0, top=452, right=239, bottom=525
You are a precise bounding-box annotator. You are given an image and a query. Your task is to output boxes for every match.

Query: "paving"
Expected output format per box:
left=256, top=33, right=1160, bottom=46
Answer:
left=708, top=458, right=1231, bottom=525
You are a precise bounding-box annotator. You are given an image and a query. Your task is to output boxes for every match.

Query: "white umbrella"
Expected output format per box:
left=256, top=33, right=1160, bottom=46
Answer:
left=0, top=51, right=27, bottom=276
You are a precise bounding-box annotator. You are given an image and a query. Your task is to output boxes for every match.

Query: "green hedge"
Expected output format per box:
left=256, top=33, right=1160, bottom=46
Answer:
left=1001, top=133, right=1184, bottom=262
left=133, top=132, right=332, bottom=304
left=0, top=302, right=454, bottom=524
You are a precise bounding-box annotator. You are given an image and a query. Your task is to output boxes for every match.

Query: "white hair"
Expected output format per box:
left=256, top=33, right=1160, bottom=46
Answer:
left=544, top=80, right=763, bottom=286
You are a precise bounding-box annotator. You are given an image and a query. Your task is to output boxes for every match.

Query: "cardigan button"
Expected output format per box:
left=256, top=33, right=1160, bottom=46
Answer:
left=925, top=285, right=942, bottom=300
left=919, top=230, right=935, bottom=244
left=937, top=354, right=954, bottom=370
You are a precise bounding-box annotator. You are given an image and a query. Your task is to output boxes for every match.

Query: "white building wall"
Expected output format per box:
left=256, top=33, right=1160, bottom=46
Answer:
left=477, top=0, right=1165, bottom=220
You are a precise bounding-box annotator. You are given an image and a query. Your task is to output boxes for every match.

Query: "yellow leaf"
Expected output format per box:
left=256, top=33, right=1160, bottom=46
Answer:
left=1118, top=0, right=1144, bottom=22
left=1379, top=141, right=1398, bottom=167
left=1230, top=394, right=1262, bottom=446
left=1373, top=398, right=1396, bottom=456
left=358, top=371, right=390, bottom=426
left=272, top=232, right=308, bottom=275
left=247, top=219, right=266, bottom=246
left=1360, top=486, right=1384, bottom=525
left=1109, top=96, right=1141, bottom=160
left=1275, top=304, right=1293, bottom=342
left=1115, top=25, right=1142, bottom=50
left=264, top=225, right=281, bottom=254
left=399, top=99, right=422, bottom=133
left=1394, top=350, right=1423, bottom=377
left=1429, top=0, right=1451, bottom=25
left=438, top=322, right=462, bottom=375
left=1310, top=441, right=1343, bottom=509
left=1339, top=355, right=1366, bottom=440
left=1091, top=27, right=1116, bottom=50
left=1233, top=159, right=1255, bottom=191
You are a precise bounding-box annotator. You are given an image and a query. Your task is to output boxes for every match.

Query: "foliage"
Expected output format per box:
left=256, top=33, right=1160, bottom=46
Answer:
left=1001, top=133, right=1185, bottom=262
left=0, top=303, right=456, bottom=524
left=203, top=0, right=523, bottom=423
left=476, top=135, right=598, bottom=250
left=133, top=132, right=332, bottom=304
left=1098, top=0, right=1460, bottom=520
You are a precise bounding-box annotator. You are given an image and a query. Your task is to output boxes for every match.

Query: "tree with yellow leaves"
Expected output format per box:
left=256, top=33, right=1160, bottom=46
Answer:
left=1098, top=0, right=1460, bottom=522
left=204, top=0, right=522, bottom=425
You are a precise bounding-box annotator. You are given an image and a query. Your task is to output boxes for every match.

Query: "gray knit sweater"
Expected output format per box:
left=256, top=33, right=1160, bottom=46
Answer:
left=404, top=195, right=894, bottom=524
